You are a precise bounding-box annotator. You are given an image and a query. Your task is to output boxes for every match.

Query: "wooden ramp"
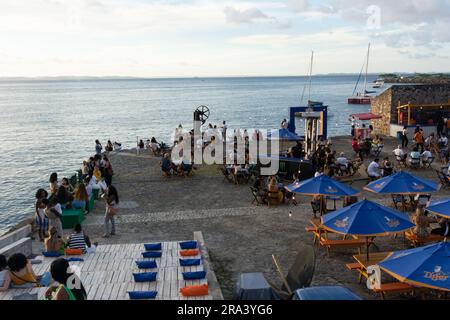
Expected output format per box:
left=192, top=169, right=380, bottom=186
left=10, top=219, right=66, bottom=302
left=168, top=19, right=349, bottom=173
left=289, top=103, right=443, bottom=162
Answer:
left=1, top=240, right=216, bottom=300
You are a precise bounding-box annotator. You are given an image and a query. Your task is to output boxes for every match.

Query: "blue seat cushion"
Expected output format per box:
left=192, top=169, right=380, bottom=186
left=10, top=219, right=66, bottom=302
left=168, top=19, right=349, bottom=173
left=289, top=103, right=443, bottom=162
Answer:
left=144, top=243, right=162, bottom=251
left=179, top=241, right=197, bottom=250
left=42, top=251, right=63, bottom=257
left=135, top=260, right=157, bottom=269
left=65, top=257, right=84, bottom=262
left=141, top=251, right=162, bottom=258
left=133, top=272, right=158, bottom=282
left=128, top=291, right=158, bottom=300
left=179, top=259, right=201, bottom=267
left=182, top=271, right=206, bottom=280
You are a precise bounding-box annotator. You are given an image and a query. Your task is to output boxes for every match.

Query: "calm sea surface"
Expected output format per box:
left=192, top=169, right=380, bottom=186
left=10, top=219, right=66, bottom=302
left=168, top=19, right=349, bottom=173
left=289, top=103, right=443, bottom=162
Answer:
left=0, top=75, right=381, bottom=235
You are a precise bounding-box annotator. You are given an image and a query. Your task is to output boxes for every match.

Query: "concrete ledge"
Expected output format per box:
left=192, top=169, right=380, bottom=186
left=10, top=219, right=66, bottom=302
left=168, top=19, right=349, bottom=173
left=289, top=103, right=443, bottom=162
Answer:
left=0, top=237, right=32, bottom=258
left=0, top=225, right=32, bottom=249
left=194, top=231, right=224, bottom=300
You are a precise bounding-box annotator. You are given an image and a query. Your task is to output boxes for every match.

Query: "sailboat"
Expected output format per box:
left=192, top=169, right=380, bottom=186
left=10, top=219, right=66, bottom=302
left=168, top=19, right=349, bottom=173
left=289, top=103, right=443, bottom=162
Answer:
left=348, top=43, right=373, bottom=105
left=373, top=79, right=384, bottom=88
left=300, top=51, right=321, bottom=106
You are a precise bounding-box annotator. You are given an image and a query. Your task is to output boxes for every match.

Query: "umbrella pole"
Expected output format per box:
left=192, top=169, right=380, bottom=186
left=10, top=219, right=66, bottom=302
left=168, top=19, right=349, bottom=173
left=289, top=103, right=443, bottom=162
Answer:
left=366, top=237, right=369, bottom=261
left=320, top=195, right=323, bottom=217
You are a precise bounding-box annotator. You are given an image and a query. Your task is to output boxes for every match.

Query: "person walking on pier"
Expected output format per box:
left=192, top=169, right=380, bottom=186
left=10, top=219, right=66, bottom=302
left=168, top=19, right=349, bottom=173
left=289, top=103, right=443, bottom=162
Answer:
left=104, top=185, right=119, bottom=238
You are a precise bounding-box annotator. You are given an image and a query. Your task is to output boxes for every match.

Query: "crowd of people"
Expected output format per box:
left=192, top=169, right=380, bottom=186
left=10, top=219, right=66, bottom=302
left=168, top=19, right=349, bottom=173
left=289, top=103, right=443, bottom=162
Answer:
left=159, top=121, right=261, bottom=177
left=34, top=139, right=121, bottom=244
left=400, top=124, right=450, bottom=163
left=2, top=139, right=123, bottom=299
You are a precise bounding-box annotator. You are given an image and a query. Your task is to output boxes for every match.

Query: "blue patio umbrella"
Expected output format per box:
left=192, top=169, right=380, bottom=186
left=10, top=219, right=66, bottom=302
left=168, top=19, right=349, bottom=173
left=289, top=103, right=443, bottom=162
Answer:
left=267, top=128, right=301, bottom=141
left=364, top=171, right=439, bottom=195
left=285, top=175, right=359, bottom=217
left=321, top=199, right=415, bottom=259
left=426, top=199, right=450, bottom=219
left=378, top=241, right=450, bottom=292
left=285, top=174, right=359, bottom=197
left=322, top=200, right=415, bottom=237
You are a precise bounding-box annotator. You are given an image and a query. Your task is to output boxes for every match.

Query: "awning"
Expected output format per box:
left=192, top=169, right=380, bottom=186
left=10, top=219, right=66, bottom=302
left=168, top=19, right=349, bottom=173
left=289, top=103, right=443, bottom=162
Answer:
left=351, top=113, right=382, bottom=121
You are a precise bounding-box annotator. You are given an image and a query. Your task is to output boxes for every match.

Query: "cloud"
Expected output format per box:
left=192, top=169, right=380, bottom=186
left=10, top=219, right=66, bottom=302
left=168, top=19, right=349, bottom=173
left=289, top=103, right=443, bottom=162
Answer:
left=0, top=0, right=226, bottom=35
left=316, top=0, right=450, bottom=49
left=286, top=0, right=310, bottom=12
left=223, top=6, right=271, bottom=24
left=229, top=28, right=366, bottom=47
left=223, top=5, right=292, bottom=29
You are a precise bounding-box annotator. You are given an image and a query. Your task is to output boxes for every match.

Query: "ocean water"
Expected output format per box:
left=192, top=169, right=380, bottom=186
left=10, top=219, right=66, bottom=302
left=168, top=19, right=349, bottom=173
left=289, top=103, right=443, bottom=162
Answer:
left=0, top=75, right=381, bottom=235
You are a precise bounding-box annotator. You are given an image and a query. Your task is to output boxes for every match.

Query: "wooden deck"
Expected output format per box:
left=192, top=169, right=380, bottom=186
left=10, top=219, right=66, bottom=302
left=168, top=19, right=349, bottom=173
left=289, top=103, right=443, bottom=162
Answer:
left=0, top=241, right=213, bottom=300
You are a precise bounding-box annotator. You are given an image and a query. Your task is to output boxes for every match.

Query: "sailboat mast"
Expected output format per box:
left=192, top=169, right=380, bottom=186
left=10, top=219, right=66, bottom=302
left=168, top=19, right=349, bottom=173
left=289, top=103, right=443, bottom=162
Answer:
left=364, top=43, right=370, bottom=95
left=308, top=51, right=314, bottom=104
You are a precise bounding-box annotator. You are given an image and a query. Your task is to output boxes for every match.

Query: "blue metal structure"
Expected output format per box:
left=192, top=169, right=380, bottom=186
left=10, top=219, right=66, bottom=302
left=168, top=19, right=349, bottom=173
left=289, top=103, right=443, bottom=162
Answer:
left=287, top=102, right=328, bottom=140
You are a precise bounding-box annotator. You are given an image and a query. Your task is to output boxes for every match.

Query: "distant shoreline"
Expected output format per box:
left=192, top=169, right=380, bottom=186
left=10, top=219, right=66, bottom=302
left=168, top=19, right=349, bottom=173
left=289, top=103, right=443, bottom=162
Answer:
left=3, top=72, right=450, bottom=82
left=0, top=73, right=394, bottom=82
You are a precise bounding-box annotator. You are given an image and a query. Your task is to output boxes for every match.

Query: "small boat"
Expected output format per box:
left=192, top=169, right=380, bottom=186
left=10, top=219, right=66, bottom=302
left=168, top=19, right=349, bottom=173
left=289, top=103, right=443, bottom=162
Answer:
left=373, top=79, right=384, bottom=88
left=348, top=44, right=372, bottom=105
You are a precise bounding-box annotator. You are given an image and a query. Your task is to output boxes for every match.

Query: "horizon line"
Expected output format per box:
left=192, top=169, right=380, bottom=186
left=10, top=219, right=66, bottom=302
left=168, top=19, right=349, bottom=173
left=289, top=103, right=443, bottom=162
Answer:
left=0, top=72, right=446, bottom=81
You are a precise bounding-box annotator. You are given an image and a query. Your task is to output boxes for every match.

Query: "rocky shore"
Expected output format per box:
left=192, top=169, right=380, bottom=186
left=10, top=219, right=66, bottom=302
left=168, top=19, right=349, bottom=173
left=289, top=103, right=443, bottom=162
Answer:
left=381, top=73, right=450, bottom=84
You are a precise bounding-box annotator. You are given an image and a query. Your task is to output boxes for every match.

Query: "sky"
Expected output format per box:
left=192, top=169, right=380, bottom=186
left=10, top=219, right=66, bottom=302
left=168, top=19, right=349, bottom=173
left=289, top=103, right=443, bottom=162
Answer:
left=0, top=0, right=449, bottom=77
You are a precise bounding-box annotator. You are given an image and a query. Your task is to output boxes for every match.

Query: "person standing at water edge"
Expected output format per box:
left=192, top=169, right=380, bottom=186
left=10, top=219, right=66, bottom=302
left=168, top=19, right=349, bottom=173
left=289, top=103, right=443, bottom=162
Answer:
left=95, top=139, right=102, bottom=155
left=103, top=155, right=114, bottom=187
left=49, top=172, right=58, bottom=196
left=104, top=185, right=119, bottom=238
left=35, top=188, right=49, bottom=242
left=137, top=139, right=145, bottom=154
left=44, top=197, right=63, bottom=239
left=221, top=121, right=227, bottom=140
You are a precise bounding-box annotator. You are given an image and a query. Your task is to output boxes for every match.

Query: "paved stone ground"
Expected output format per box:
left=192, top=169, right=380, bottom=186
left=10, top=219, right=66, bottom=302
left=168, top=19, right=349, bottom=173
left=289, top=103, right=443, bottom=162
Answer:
left=33, top=136, right=449, bottom=300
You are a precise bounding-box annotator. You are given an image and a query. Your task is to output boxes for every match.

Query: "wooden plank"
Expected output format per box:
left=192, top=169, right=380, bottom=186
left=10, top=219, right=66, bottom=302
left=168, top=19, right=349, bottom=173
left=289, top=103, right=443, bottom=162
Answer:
left=124, top=282, right=135, bottom=300
left=93, top=284, right=106, bottom=300
left=169, top=280, right=178, bottom=298
left=102, top=284, right=114, bottom=300
left=81, top=272, right=91, bottom=285
left=119, top=282, right=129, bottom=300
left=160, top=281, right=169, bottom=298
left=111, top=269, right=120, bottom=284
left=81, top=256, right=92, bottom=272
left=86, top=284, right=97, bottom=300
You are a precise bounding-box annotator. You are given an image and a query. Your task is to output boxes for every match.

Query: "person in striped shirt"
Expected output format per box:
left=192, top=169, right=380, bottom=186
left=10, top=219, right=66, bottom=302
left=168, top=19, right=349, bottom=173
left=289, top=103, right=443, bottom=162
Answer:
left=67, top=224, right=97, bottom=254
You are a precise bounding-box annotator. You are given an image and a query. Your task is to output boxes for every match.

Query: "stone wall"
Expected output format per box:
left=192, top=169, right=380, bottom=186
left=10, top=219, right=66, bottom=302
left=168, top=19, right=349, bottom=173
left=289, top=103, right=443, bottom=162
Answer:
left=371, top=88, right=392, bottom=136
left=371, top=84, right=450, bottom=135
